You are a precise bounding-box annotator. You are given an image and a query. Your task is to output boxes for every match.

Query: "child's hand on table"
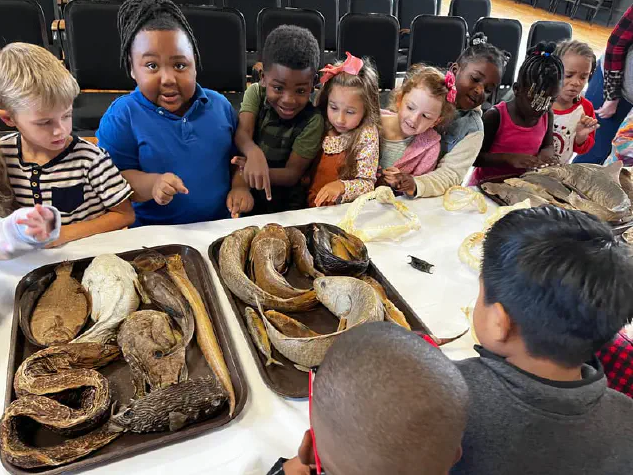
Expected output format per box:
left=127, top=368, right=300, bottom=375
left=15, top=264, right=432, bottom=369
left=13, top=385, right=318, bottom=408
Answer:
left=575, top=114, right=599, bottom=144
left=315, top=180, right=345, bottom=207
left=17, top=204, right=55, bottom=241
left=226, top=186, right=254, bottom=218
left=152, top=173, right=189, bottom=205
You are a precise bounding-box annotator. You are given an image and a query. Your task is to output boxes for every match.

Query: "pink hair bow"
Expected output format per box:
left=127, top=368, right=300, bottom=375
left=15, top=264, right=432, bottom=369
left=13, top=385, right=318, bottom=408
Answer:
left=445, top=71, right=457, bottom=104
left=319, top=52, right=364, bottom=85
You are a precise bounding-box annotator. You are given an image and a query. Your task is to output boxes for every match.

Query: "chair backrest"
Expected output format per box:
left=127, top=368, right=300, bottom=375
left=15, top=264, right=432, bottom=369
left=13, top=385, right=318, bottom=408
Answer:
left=448, top=0, right=490, bottom=34
left=223, top=0, right=281, bottom=51
left=408, top=14, right=467, bottom=69
left=398, top=0, right=436, bottom=29
left=257, top=7, right=325, bottom=66
left=348, top=0, right=393, bottom=15
left=289, top=0, right=338, bottom=51
left=181, top=6, right=246, bottom=92
left=36, top=0, right=58, bottom=44
left=338, top=12, right=399, bottom=89
left=527, top=21, right=572, bottom=50
left=0, top=0, right=49, bottom=49
left=473, top=17, right=522, bottom=88
left=64, top=0, right=134, bottom=90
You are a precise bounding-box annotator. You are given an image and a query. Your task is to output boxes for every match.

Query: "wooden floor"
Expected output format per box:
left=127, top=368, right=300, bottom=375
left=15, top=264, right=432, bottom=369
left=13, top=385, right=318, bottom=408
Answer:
left=441, top=0, right=613, bottom=59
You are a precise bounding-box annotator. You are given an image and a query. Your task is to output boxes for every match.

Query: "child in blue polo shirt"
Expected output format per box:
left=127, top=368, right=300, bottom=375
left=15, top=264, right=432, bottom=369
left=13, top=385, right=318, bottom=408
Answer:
left=96, top=0, right=253, bottom=226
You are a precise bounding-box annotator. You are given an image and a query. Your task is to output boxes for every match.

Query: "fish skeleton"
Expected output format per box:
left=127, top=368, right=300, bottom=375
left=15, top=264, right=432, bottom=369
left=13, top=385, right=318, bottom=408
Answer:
left=219, top=226, right=319, bottom=312
left=73, top=254, right=141, bottom=345
left=244, top=307, right=283, bottom=367
left=109, top=377, right=228, bottom=433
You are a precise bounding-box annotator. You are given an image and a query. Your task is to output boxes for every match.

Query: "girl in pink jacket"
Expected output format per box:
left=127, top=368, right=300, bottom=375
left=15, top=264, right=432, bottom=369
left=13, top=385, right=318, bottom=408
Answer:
left=379, top=64, right=456, bottom=196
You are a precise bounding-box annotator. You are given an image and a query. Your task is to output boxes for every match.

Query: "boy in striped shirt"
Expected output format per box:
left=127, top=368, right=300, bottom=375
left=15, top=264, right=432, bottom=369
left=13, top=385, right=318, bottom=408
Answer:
left=0, top=43, right=134, bottom=247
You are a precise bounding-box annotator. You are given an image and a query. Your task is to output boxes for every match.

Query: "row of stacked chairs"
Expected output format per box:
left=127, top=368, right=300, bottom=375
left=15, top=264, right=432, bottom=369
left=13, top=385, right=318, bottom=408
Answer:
left=1, top=0, right=573, bottom=134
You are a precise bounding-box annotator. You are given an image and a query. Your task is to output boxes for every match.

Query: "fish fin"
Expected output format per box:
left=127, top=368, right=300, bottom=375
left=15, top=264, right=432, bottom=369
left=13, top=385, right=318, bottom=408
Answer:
left=266, top=357, right=284, bottom=367
left=294, top=364, right=311, bottom=373
left=336, top=317, right=347, bottom=332
left=432, top=328, right=470, bottom=346
left=169, top=412, right=189, bottom=432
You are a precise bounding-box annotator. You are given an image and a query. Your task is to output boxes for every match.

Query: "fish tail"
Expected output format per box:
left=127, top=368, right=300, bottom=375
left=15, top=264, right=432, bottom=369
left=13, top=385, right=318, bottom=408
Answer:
left=266, top=357, right=284, bottom=367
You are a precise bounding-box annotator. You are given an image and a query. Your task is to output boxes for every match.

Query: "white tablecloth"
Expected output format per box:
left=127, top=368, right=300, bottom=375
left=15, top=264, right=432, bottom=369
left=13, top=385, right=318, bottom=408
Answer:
left=0, top=195, right=493, bottom=475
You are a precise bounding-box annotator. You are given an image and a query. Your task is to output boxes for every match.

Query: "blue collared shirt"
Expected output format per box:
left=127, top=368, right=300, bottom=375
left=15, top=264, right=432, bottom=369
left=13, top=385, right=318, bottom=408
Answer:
left=96, top=85, right=237, bottom=226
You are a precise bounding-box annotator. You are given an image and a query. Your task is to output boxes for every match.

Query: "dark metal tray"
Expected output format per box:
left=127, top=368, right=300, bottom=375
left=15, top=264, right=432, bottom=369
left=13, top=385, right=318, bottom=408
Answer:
left=2, top=245, right=247, bottom=475
left=208, top=224, right=431, bottom=399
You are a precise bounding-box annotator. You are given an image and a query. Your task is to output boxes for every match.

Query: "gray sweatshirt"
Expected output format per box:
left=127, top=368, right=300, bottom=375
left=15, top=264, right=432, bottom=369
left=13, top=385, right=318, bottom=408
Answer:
left=451, top=347, right=633, bottom=475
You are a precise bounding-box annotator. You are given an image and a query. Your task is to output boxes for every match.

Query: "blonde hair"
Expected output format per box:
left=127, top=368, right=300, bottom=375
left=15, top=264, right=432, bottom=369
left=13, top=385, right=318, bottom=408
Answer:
left=0, top=43, right=80, bottom=114
left=314, top=58, right=381, bottom=179
left=0, top=151, right=17, bottom=218
left=389, top=64, right=456, bottom=129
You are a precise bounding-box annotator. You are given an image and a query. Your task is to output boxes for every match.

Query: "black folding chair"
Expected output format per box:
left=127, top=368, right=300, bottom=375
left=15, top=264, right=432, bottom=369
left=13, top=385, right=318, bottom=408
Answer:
left=289, top=0, right=338, bottom=64
left=572, top=0, right=615, bottom=25
left=448, top=0, right=491, bottom=34
left=338, top=12, right=399, bottom=90
left=397, top=0, right=436, bottom=68
left=348, top=0, right=394, bottom=15
left=222, top=0, right=281, bottom=72
left=0, top=0, right=49, bottom=48
left=257, top=7, right=325, bottom=67
left=527, top=21, right=572, bottom=49
left=182, top=6, right=246, bottom=111
left=473, top=17, right=522, bottom=100
left=36, top=0, right=60, bottom=55
left=408, top=14, right=467, bottom=69
left=64, top=0, right=133, bottom=134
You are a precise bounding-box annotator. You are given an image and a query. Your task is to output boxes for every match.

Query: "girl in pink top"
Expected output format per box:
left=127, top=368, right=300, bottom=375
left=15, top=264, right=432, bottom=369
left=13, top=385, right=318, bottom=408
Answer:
left=470, top=42, right=564, bottom=185
left=379, top=65, right=457, bottom=196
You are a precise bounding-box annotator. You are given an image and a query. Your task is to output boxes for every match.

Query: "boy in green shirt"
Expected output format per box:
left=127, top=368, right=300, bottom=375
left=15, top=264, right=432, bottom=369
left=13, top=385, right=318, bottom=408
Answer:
left=233, top=25, right=324, bottom=214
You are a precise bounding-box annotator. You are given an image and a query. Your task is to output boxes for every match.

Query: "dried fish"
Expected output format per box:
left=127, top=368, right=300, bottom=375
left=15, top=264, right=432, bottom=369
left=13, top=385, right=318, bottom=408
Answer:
left=408, top=255, right=434, bottom=274
left=520, top=173, right=573, bottom=202
left=117, top=310, right=187, bottom=398
left=249, top=224, right=311, bottom=299
left=73, top=254, right=141, bottom=345
left=285, top=227, right=324, bottom=279
left=264, top=310, right=320, bottom=338
left=167, top=254, right=236, bottom=417
left=109, top=377, right=228, bottom=433
left=2, top=343, right=121, bottom=469
left=504, top=178, right=560, bottom=202
left=18, top=273, right=55, bottom=347
left=132, top=249, right=167, bottom=273
left=620, top=168, right=633, bottom=202
left=219, top=226, right=319, bottom=312
left=261, top=277, right=384, bottom=368
left=139, top=270, right=194, bottom=351
left=244, top=307, right=283, bottom=367
left=25, top=263, right=90, bottom=347
left=568, top=191, right=629, bottom=222
left=309, top=223, right=369, bottom=276
left=314, top=276, right=384, bottom=326
left=536, top=162, right=631, bottom=213
left=359, top=276, right=411, bottom=330
left=481, top=182, right=550, bottom=207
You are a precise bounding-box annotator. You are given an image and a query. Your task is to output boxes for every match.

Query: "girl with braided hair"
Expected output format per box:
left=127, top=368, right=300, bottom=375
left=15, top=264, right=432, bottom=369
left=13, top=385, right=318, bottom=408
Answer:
left=470, top=42, right=563, bottom=185
left=97, top=0, right=253, bottom=226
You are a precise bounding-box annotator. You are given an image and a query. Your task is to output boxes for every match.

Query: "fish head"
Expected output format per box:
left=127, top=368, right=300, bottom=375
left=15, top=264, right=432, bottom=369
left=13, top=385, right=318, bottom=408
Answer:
left=314, top=277, right=355, bottom=316
left=132, top=250, right=167, bottom=273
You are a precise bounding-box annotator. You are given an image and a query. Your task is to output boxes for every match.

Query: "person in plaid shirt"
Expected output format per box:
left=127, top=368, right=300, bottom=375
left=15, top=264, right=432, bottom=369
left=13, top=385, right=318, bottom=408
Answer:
left=597, top=324, right=633, bottom=398
left=576, top=6, right=633, bottom=164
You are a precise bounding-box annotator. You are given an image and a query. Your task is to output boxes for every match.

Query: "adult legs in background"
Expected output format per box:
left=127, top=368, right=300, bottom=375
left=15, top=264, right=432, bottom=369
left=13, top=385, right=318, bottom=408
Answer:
left=574, top=60, right=633, bottom=164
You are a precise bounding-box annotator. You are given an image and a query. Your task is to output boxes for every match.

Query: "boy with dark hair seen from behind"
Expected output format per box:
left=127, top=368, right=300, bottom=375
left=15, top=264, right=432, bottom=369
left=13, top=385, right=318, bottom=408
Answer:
left=452, top=206, right=633, bottom=475
left=233, top=25, right=324, bottom=214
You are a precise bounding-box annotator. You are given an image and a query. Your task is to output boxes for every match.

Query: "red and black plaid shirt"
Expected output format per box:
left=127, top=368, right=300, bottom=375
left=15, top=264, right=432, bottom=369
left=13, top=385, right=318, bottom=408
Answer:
left=596, top=330, right=633, bottom=398
left=604, top=6, right=633, bottom=101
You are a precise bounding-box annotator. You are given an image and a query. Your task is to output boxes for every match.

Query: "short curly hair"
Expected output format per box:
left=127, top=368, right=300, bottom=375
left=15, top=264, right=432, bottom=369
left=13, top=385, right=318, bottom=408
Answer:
left=262, top=25, right=320, bottom=73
